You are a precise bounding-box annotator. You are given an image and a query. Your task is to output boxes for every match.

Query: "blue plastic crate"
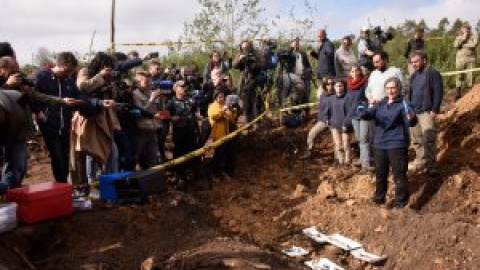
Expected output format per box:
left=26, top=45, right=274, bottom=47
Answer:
left=99, top=171, right=135, bottom=201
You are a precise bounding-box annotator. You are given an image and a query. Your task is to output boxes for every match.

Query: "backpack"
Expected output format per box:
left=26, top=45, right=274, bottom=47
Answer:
left=282, top=113, right=303, bottom=128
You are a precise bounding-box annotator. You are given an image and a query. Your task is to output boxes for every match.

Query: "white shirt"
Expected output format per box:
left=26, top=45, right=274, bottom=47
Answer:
left=365, top=67, right=405, bottom=102
left=294, top=51, right=304, bottom=76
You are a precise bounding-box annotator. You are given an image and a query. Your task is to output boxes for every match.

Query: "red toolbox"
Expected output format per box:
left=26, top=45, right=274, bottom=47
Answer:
left=7, top=182, right=72, bottom=223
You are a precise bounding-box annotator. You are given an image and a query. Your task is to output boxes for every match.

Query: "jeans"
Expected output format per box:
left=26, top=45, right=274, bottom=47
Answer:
left=3, top=141, right=27, bottom=188
left=352, top=119, right=371, bottom=167
left=42, top=129, right=70, bottom=183
left=373, top=148, right=409, bottom=207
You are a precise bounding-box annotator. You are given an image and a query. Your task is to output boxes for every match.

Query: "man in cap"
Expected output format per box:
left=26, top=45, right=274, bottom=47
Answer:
left=358, top=26, right=376, bottom=74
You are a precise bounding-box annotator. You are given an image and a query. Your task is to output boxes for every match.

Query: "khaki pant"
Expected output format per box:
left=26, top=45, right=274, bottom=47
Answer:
left=455, top=57, right=476, bottom=88
left=410, top=112, right=437, bottom=169
left=331, top=128, right=350, bottom=164
left=307, top=121, right=328, bottom=150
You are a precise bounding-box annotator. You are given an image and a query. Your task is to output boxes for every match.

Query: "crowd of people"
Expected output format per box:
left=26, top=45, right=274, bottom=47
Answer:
left=0, top=22, right=478, bottom=209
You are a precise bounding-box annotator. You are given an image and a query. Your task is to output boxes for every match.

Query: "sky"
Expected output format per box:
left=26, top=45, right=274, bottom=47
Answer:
left=2, top=0, right=479, bottom=66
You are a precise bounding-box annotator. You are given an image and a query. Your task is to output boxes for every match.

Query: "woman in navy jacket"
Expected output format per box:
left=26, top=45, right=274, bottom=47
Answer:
left=328, top=79, right=354, bottom=165
left=360, top=77, right=416, bottom=209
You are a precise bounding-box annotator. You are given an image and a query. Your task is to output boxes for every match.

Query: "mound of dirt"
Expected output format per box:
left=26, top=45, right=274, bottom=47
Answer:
left=1, top=84, right=480, bottom=270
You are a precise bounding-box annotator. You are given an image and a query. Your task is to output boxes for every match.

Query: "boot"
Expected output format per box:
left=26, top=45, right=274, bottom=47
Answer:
left=455, top=87, right=462, bottom=101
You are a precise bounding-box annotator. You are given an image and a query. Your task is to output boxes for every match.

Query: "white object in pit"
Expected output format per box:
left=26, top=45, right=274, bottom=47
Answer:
left=351, top=248, right=387, bottom=263
left=303, top=226, right=329, bottom=244
left=305, top=257, right=345, bottom=270
left=326, top=233, right=362, bottom=251
left=282, top=246, right=309, bottom=257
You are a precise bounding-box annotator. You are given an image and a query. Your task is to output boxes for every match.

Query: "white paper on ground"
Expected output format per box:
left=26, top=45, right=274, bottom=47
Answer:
left=303, top=226, right=329, bottom=244
left=326, top=233, right=362, bottom=251
left=282, top=246, right=309, bottom=257
left=73, top=198, right=93, bottom=210
left=0, top=203, right=17, bottom=233
left=305, top=258, right=345, bottom=270
left=351, top=248, right=387, bottom=263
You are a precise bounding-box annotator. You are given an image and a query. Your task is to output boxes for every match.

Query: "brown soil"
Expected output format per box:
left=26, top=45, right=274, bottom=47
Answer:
left=1, top=85, right=480, bottom=270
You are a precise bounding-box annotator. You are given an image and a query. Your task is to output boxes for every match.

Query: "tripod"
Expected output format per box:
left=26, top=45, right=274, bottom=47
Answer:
left=274, top=60, right=295, bottom=109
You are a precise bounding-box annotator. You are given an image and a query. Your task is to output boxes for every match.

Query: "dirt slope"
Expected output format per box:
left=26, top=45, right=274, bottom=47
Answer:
left=1, top=85, right=480, bottom=270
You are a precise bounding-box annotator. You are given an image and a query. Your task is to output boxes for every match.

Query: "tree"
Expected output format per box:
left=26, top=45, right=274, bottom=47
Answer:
left=400, top=19, right=418, bottom=37
left=417, top=19, right=429, bottom=33
left=437, top=17, right=450, bottom=35
left=448, top=18, right=464, bottom=35
left=183, top=0, right=268, bottom=50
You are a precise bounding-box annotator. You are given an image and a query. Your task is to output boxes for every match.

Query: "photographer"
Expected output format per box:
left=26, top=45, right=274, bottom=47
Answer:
left=404, top=28, right=425, bottom=75
left=166, top=80, right=200, bottom=189
left=208, top=89, right=239, bottom=179
left=233, top=40, right=267, bottom=123
left=358, top=27, right=376, bottom=73
left=0, top=55, right=80, bottom=190
left=132, top=71, right=161, bottom=169
left=199, top=68, right=238, bottom=146
left=71, top=52, right=120, bottom=196
left=165, top=63, right=182, bottom=82
left=285, top=38, right=312, bottom=106
left=34, top=52, right=86, bottom=183
left=112, top=77, right=138, bottom=171
left=149, top=60, right=168, bottom=81
left=203, top=50, right=231, bottom=84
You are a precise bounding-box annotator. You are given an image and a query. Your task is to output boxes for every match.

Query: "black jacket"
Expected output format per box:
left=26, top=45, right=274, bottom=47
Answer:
left=404, top=38, right=425, bottom=59
left=311, top=38, right=336, bottom=79
left=285, top=50, right=311, bottom=75
left=408, top=67, right=443, bottom=114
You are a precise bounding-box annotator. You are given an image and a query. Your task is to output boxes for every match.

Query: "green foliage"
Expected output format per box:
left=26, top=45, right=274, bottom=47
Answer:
left=183, top=0, right=267, bottom=51
left=168, top=14, right=479, bottom=90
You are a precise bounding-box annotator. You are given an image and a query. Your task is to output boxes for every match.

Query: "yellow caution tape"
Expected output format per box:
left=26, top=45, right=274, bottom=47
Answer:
left=441, top=67, right=480, bottom=77
left=279, top=102, right=317, bottom=113
left=150, top=111, right=268, bottom=171
left=148, top=101, right=317, bottom=172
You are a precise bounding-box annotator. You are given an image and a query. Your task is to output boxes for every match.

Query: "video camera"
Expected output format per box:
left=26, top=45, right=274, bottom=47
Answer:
left=18, top=73, right=36, bottom=88
left=241, top=52, right=257, bottom=64
left=277, top=50, right=294, bottom=63
left=264, top=39, right=278, bottom=51
left=225, top=94, right=242, bottom=114
left=151, top=80, right=173, bottom=99
left=372, top=26, right=394, bottom=44
left=184, top=74, right=203, bottom=88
